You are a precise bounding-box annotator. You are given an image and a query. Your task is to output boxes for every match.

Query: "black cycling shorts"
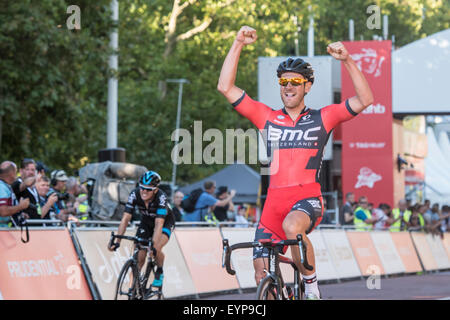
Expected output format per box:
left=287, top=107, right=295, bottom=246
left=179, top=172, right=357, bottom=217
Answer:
left=136, top=219, right=175, bottom=241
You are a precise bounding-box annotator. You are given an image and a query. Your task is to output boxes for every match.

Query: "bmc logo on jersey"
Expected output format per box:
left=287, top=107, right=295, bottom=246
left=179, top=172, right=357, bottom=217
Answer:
left=268, top=125, right=321, bottom=142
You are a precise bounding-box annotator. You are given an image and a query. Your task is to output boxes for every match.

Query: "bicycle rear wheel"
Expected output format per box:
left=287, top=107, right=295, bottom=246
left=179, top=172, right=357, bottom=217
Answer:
left=256, top=276, right=281, bottom=300
left=115, top=259, right=139, bottom=300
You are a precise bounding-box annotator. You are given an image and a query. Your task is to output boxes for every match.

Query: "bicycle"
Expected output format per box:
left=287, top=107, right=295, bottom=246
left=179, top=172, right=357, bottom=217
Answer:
left=222, top=234, right=313, bottom=300
left=109, top=232, right=163, bottom=300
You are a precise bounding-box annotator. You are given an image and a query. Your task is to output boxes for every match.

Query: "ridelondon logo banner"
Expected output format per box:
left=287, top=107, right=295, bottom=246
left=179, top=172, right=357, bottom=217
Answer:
left=341, top=40, right=393, bottom=207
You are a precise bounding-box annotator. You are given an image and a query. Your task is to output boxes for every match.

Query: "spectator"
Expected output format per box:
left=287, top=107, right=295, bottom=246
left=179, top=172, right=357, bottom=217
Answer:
left=36, top=161, right=50, bottom=177
left=213, top=186, right=235, bottom=222
left=235, top=205, right=249, bottom=227
left=35, top=176, right=58, bottom=220
left=11, top=158, right=40, bottom=221
left=339, top=192, right=355, bottom=226
left=65, top=177, right=90, bottom=220
left=183, top=180, right=235, bottom=222
left=424, top=203, right=441, bottom=234
left=372, top=203, right=391, bottom=230
left=0, top=161, right=29, bottom=226
left=172, top=190, right=185, bottom=222
left=353, top=196, right=378, bottom=231
left=48, top=170, right=77, bottom=222
left=390, top=199, right=411, bottom=232
left=441, top=205, right=450, bottom=233
left=406, top=206, right=425, bottom=231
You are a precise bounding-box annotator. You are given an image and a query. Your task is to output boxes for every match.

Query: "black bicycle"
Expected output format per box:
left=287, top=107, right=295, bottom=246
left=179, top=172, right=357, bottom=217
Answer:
left=109, top=232, right=163, bottom=300
left=222, top=234, right=313, bottom=300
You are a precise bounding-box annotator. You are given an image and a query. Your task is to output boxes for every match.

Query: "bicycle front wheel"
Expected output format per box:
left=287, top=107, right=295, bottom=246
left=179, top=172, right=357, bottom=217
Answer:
left=256, top=276, right=281, bottom=300
left=115, top=259, right=139, bottom=300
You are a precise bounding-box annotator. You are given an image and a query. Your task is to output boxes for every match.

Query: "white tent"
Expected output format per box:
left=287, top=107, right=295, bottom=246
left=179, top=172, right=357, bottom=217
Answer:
left=393, top=28, right=450, bottom=114
left=424, top=127, right=450, bottom=205
left=438, top=131, right=450, bottom=161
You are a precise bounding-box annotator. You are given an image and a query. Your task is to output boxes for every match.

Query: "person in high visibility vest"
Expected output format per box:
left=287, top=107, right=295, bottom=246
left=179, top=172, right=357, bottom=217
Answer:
left=388, top=199, right=411, bottom=232
left=353, top=196, right=378, bottom=231
left=404, top=205, right=425, bottom=231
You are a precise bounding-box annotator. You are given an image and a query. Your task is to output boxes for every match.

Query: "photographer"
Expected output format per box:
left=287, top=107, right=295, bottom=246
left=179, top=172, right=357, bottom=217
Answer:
left=35, top=176, right=58, bottom=220
left=48, top=170, right=77, bottom=222
left=0, top=161, right=30, bottom=226
left=11, top=158, right=39, bottom=223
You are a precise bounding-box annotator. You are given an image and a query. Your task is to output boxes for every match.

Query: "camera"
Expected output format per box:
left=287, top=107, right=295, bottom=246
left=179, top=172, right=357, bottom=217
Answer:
left=49, top=191, right=70, bottom=201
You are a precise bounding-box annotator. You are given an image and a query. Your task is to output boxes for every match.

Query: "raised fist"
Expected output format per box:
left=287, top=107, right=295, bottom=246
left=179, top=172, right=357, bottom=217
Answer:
left=327, top=42, right=349, bottom=61
left=236, top=26, right=257, bottom=45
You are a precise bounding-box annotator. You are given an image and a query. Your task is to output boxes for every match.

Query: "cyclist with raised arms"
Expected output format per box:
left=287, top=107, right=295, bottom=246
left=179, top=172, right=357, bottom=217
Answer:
left=108, top=171, right=175, bottom=289
left=217, top=26, right=373, bottom=299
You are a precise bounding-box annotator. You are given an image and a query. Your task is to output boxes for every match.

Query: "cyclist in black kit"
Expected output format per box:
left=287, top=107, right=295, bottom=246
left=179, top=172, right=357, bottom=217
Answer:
left=108, top=171, right=175, bottom=288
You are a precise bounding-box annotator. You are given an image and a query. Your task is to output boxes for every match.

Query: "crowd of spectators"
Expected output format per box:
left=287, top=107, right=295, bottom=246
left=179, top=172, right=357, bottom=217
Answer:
left=173, top=180, right=254, bottom=227
left=3, top=158, right=446, bottom=234
left=338, top=192, right=450, bottom=237
left=0, top=158, right=90, bottom=228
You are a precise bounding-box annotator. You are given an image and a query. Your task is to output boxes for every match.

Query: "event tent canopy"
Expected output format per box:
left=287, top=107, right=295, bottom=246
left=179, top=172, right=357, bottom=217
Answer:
left=179, top=163, right=261, bottom=204
left=393, top=28, right=450, bottom=114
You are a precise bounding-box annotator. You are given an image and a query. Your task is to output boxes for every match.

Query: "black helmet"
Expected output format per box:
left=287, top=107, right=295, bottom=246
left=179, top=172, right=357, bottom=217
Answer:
left=139, top=171, right=161, bottom=189
left=277, top=58, right=314, bottom=84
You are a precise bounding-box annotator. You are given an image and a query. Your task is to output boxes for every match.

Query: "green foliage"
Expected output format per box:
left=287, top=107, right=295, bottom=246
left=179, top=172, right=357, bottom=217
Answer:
left=1, top=0, right=448, bottom=183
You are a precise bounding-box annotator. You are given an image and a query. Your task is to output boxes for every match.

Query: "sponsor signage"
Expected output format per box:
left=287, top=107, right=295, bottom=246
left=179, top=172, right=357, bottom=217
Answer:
left=341, top=41, right=394, bottom=207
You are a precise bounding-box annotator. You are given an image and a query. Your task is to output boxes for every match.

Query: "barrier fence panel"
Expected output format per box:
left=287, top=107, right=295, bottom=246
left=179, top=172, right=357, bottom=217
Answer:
left=0, top=229, right=92, bottom=300
left=425, top=234, right=450, bottom=270
left=321, top=230, right=361, bottom=279
left=74, top=228, right=137, bottom=300
left=346, top=231, right=385, bottom=276
left=307, top=231, right=339, bottom=281
left=410, top=232, right=439, bottom=271
left=389, top=232, right=423, bottom=273
left=443, top=233, right=450, bottom=260
left=370, top=231, right=405, bottom=275
left=175, top=228, right=240, bottom=295
left=220, top=227, right=256, bottom=289
left=161, top=232, right=197, bottom=298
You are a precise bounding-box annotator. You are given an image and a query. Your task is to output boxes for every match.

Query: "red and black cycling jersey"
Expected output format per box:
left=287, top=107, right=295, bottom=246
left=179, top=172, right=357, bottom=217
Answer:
left=232, top=91, right=358, bottom=190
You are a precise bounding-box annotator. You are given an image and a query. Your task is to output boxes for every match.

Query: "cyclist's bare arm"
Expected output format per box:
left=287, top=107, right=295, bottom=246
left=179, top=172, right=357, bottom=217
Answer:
left=117, top=212, right=132, bottom=244
left=327, top=42, right=374, bottom=113
left=217, top=26, right=257, bottom=103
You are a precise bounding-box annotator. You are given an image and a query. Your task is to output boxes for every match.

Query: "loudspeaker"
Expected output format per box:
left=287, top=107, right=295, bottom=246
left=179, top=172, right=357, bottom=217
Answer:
left=98, top=148, right=126, bottom=163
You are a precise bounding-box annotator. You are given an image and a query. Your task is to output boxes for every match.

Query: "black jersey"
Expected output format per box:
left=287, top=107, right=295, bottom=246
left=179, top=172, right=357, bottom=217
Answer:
left=124, top=188, right=175, bottom=227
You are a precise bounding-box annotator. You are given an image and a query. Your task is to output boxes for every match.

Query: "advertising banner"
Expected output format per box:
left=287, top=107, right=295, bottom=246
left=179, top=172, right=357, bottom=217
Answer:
left=443, top=233, right=450, bottom=259
left=321, top=230, right=361, bottom=279
left=410, top=232, right=438, bottom=271
left=220, top=228, right=256, bottom=289
left=175, top=228, right=240, bottom=294
left=370, top=231, right=405, bottom=274
left=425, top=234, right=450, bottom=270
left=341, top=40, right=394, bottom=207
left=75, top=228, right=197, bottom=299
left=307, top=231, right=339, bottom=281
left=389, top=232, right=422, bottom=273
left=74, top=228, right=137, bottom=300
left=346, top=231, right=385, bottom=276
left=0, top=230, right=92, bottom=300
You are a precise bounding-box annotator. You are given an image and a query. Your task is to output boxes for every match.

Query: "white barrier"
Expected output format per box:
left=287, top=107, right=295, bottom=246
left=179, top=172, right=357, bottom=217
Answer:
left=308, top=231, right=340, bottom=281
left=321, top=230, right=362, bottom=279
left=425, top=234, right=450, bottom=270
left=370, top=231, right=405, bottom=275
left=220, top=227, right=256, bottom=289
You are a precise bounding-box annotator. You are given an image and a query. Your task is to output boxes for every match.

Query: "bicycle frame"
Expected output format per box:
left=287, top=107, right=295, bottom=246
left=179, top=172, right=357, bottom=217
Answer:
left=110, top=232, right=160, bottom=300
left=222, top=234, right=311, bottom=300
